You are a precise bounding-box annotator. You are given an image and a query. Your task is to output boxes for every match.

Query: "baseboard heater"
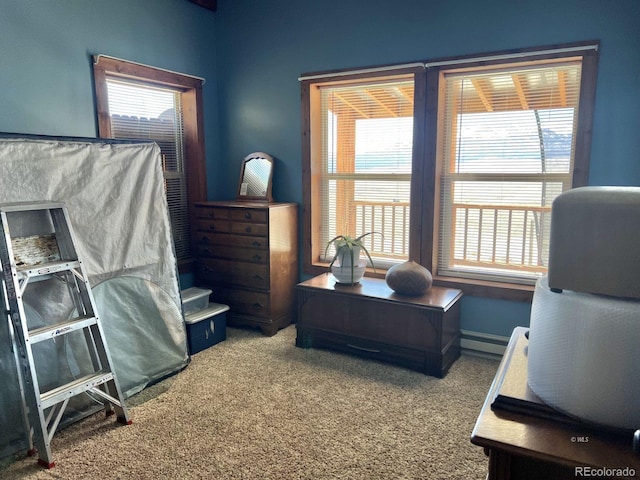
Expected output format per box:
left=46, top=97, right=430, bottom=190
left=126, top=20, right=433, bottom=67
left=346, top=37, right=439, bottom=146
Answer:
left=460, top=329, right=509, bottom=357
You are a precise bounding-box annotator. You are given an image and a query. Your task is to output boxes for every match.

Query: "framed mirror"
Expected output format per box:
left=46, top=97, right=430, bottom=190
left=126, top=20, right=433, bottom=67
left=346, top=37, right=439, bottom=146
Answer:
left=236, top=151, right=274, bottom=202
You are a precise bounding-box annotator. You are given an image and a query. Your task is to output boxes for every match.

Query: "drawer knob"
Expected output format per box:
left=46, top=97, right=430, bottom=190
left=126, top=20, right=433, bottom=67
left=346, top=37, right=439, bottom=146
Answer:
left=253, top=254, right=262, bottom=261
left=244, top=212, right=252, bottom=219
left=245, top=226, right=252, bottom=233
left=253, top=302, right=264, bottom=309
left=208, top=211, right=215, bottom=217
left=252, top=241, right=262, bottom=247
left=209, top=225, right=216, bottom=231
left=253, top=274, right=264, bottom=280
left=200, top=236, right=209, bottom=243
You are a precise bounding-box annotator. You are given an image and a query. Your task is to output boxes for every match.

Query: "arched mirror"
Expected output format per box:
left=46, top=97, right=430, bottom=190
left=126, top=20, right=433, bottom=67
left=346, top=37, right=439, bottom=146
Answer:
left=236, top=152, right=274, bottom=202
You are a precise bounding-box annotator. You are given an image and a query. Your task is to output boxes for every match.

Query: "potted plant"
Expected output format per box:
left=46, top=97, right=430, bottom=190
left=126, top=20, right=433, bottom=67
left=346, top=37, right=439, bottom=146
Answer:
left=324, top=232, right=381, bottom=284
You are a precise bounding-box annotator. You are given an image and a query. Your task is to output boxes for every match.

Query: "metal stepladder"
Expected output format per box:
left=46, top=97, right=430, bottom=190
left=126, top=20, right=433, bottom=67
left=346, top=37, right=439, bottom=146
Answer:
left=0, top=201, right=131, bottom=468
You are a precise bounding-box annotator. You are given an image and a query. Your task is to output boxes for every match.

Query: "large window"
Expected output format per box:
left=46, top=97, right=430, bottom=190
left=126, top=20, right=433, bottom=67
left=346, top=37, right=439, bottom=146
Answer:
left=301, top=43, right=598, bottom=300
left=437, top=60, right=583, bottom=284
left=93, top=56, right=207, bottom=272
left=317, top=75, right=417, bottom=269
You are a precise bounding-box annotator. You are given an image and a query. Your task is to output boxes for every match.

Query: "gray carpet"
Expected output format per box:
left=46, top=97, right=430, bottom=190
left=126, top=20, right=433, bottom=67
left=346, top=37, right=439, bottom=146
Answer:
left=0, top=325, right=499, bottom=479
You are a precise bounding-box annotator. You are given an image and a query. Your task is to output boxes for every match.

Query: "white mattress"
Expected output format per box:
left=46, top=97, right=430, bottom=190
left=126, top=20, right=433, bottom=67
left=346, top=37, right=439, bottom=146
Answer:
left=0, top=136, right=188, bottom=458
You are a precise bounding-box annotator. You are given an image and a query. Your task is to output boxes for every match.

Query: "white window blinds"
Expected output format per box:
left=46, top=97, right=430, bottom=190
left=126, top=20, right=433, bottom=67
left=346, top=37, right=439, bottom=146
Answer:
left=105, top=79, right=191, bottom=260
left=437, top=60, right=583, bottom=284
left=318, top=76, right=415, bottom=269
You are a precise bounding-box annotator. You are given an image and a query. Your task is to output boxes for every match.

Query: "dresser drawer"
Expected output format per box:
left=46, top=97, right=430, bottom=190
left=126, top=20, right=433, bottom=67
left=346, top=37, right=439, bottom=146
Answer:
left=196, top=220, right=268, bottom=237
left=230, top=222, right=268, bottom=237
left=196, top=207, right=267, bottom=224
left=198, top=258, right=270, bottom=289
left=212, top=288, right=272, bottom=319
left=230, top=209, right=268, bottom=223
left=197, top=244, right=268, bottom=263
left=197, top=232, right=268, bottom=250
left=195, top=206, right=231, bottom=220
left=196, top=219, right=231, bottom=234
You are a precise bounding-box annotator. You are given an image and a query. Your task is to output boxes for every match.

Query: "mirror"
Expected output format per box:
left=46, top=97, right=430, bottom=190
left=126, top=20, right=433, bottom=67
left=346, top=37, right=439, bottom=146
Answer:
left=236, top=152, right=274, bottom=202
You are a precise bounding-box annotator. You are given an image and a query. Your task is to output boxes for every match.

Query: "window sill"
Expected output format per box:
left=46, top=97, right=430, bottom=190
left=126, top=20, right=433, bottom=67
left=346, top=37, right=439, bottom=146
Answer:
left=305, top=262, right=534, bottom=302
left=432, top=275, right=534, bottom=302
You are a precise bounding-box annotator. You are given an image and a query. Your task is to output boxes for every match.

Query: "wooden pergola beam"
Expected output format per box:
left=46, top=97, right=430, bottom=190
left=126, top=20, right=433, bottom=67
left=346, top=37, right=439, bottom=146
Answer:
left=557, top=70, right=568, bottom=107
left=511, top=74, right=530, bottom=110
left=470, top=78, right=493, bottom=112
left=333, top=92, right=370, bottom=119
left=364, top=89, right=398, bottom=117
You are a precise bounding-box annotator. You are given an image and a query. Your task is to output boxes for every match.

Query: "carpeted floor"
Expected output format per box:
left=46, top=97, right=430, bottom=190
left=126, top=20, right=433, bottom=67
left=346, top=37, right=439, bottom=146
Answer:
left=0, top=325, right=499, bottom=480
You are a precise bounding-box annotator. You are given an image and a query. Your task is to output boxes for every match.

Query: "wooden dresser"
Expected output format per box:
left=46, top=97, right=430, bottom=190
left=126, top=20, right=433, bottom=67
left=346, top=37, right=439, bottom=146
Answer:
left=194, top=201, right=298, bottom=336
left=472, top=327, right=640, bottom=479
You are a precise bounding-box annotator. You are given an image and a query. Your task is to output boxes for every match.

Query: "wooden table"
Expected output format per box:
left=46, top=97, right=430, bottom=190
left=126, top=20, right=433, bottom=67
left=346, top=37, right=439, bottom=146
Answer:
left=294, top=273, right=462, bottom=378
left=471, top=327, right=640, bottom=480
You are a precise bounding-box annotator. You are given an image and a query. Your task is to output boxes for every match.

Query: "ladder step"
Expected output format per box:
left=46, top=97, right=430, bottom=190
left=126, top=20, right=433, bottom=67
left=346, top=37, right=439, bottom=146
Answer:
left=28, top=316, right=98, bottom=344
left=0, top=201, right=65, bottom=213
left=40, top=370, right=114, bottom=410
left=16, top=260, right=81, bottom=279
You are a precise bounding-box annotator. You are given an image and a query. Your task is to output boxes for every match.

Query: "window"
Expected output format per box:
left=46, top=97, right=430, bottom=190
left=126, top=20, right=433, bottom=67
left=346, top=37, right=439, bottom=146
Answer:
left=93, top=56, right=207, bottom=271
left=301, top=43, right=598, bottom=300
left=437, top=60, right=583, bottom=285
left=315, top=75, right=418, bottom=270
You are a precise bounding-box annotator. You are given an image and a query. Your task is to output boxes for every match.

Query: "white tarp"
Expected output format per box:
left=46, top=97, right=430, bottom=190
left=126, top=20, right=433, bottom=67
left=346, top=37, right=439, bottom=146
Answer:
left=0, top=136, right=188, bottom=459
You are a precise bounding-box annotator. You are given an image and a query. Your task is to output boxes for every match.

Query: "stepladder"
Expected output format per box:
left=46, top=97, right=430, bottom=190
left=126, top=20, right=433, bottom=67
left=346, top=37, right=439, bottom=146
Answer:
left=0, top=201, right=131, bottom=468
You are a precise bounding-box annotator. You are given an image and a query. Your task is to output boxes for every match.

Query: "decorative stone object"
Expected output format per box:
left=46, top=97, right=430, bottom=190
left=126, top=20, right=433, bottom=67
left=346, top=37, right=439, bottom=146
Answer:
left=385, top=261, right=433, bottom=295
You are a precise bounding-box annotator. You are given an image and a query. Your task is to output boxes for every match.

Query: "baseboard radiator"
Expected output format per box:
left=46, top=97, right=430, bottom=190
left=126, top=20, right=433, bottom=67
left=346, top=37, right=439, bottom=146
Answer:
left=460, top=330, right=509, bottom=358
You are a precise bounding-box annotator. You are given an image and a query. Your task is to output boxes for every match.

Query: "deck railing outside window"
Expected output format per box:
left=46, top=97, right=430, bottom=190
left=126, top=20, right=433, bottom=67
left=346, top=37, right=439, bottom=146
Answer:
left=353, top=199, right=550, bottom=276
left=449, top=202, right=551, bottom=274
left=353, top=200, right=410, bottom=260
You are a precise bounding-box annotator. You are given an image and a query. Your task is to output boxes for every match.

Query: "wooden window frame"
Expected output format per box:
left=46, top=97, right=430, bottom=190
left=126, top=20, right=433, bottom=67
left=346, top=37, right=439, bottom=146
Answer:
left=301, top=42, right=599, bottom=302
left=93, top=56, right=207, bottom=274
left=301, top=66, right=426, bottom=277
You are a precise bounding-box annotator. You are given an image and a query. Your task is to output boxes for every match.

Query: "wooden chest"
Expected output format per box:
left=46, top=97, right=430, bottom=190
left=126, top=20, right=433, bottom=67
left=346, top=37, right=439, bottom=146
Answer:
left=194, top=201, right=298, bottom=336
left=295, top=274, right=462, bottom=377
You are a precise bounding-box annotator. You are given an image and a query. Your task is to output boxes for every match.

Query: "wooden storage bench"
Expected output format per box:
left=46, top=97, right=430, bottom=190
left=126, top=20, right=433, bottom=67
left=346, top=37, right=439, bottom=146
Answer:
left=295, top=274, right=462, bottom=378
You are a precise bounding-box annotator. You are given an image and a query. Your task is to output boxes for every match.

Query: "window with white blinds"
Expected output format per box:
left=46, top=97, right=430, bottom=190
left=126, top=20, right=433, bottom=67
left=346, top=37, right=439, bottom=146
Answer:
left=93, top=56, right=207, bottom=272
left=301, top=43, right=598, bottom=298
left=437, top=60, right=583, bottom=284
left=104, top=79, right=191, bottom=260
left=317, top=76, right=415, bottom=269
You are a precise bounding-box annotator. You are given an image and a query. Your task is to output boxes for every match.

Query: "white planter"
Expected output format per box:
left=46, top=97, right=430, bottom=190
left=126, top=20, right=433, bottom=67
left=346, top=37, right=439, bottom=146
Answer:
left=331, top=260, right=367, bottom=284
left=336, top=245, right=361, bottom=267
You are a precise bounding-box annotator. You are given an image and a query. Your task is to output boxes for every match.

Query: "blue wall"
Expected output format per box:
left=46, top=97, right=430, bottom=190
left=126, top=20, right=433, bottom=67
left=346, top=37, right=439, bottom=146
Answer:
left=0, top=0, right=220, bottom=195
left=214, top=0, right=640, bottom=336
left=1, top=1, right=639, bottom=336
